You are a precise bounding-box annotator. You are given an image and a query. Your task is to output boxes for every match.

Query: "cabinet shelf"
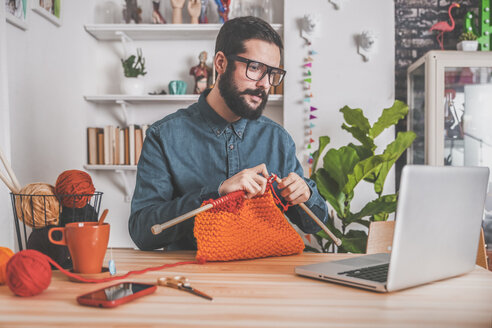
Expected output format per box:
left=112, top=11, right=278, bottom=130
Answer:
left=85, top=24, right=283, bottom=41
left=84, top=94, right=283, bottom=105
left=84, top=165, right=137, bottom=171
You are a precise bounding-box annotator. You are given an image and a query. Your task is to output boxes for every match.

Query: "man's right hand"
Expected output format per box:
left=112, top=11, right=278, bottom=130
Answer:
left=218, top=164, right=269, bottom=199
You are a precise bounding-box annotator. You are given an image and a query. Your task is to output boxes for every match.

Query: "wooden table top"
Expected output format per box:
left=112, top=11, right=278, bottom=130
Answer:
left=1, top=249, right=491, bottom=327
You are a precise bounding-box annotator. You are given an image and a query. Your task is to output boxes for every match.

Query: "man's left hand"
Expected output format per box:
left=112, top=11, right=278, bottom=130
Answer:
left=277, top=173, right=311, bottom=205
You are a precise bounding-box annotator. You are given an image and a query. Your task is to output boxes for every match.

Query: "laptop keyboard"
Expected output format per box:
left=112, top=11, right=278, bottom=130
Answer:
left=338, top=263, right=389, bottom=283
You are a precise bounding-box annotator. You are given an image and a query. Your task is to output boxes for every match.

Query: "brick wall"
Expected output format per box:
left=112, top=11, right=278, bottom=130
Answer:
left=394, top=0, right=479, bottom=184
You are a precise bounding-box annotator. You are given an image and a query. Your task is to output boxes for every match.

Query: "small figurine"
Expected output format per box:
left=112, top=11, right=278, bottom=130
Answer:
left=152, top=0, right=166, bottom=24
left=123, top=0, right=142, bottom=24
left=429, top=2, right=460, bottom=50
left=188, top=0, right=201, bottom=24
left=189, top=51, right=213, bottom=94
left=199, top=0, right=209, bottom=24
left=171, top=0, right=185, bottom=24
left=214, top=0, right=231, bottom=23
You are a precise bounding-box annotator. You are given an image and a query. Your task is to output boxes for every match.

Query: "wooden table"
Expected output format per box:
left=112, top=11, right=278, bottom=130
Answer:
left=1, top=249, right=491, bottom=327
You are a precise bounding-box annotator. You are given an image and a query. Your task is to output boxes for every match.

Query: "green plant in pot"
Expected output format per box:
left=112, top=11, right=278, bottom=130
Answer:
left=308, top=100, right=416, bottom=253
left=120, top=48, right=147, bottom=95
left=457, top=31, right=479, bottom=51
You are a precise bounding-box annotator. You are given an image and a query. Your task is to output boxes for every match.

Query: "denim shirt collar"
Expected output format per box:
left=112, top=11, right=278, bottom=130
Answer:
left=198, top=89, right=247, bottom=140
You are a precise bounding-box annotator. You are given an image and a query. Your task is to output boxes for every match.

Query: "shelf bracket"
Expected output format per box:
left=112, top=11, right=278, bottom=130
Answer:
left=115, top=169, right=132, bottom=202
left=115, top=31, right=133, bottom=58
left=115, top=100, right=130, bottom=126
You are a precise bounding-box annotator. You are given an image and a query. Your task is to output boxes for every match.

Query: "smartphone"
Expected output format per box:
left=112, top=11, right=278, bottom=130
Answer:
left=77, top=282, right=157, bottom=308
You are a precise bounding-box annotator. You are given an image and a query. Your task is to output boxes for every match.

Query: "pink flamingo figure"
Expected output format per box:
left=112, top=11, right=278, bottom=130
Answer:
left=429, top=3, right=460, bottom=50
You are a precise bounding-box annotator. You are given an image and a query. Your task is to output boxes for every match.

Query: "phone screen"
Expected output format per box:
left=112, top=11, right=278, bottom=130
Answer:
left=79, top=283, right=153, bottom=301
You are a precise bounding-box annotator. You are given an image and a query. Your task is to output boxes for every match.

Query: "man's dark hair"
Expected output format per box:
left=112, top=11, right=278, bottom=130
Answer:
left=215, top=16, right=283, bottom=57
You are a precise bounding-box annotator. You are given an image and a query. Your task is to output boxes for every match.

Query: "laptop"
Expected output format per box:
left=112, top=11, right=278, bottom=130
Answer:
left=295, top=165, right=490, bottom=292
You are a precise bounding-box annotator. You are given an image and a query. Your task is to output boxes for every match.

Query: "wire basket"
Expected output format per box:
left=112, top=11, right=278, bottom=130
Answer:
left=10, top=191, right=103, bottom=268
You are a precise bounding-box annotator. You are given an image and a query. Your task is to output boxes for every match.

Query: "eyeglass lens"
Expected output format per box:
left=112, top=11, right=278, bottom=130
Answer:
left=246, top=61, right=284, bottom=86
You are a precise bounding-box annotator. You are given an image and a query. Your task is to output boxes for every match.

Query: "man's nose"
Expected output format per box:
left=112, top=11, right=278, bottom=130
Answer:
left=255, top=72, right=271, bottom=90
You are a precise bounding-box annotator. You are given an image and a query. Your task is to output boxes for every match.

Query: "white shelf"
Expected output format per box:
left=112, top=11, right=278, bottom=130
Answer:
left=84, top=24, right=284, bottom=41
left=84, top=94, right=284, bottom=105
left=84, top=165, right=137, bottom=171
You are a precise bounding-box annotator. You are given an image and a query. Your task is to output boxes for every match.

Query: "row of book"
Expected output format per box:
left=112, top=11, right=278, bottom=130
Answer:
left=87, top=125, right=150, bottom=166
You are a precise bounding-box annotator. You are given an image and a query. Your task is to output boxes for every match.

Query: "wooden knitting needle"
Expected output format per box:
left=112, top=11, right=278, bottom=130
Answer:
left=151, top=203, right=214, bottom=235
left=0, top=147, right=21, bottom=191
left=274, top=176, right=342, bottom=247
left=0, top=170, right=17, bottom=193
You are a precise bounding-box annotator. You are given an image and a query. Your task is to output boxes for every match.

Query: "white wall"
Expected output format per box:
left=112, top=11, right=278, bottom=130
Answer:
left=284, top=0, right=396, bottom=214
left=0, top=3, right=15, bottom=250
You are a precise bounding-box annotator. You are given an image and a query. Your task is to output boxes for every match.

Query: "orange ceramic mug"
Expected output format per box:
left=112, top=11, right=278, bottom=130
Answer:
left=48, top=222, right=110, bottom=274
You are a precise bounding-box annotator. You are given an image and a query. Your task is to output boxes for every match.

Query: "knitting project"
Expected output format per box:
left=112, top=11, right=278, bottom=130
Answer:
left=194, top=187, right=305, bottom=262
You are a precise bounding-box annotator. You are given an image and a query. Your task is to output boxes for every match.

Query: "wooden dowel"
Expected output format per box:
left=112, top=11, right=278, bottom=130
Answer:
left=151, top=203, right=213, bottom=235
left=0, top=170, right=17, bottom=193
left=0, top=147, right=21, bottom=191
left=275, top=177, right=341, bottom=247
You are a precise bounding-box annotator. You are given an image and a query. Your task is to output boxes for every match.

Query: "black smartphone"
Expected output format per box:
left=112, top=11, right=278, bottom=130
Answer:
left=77, top=282, right=157, bottom=308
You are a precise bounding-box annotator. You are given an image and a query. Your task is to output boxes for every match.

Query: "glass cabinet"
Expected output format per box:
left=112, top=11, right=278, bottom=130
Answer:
left=407, top=51, right=492, bottom=168
left=407, top=50, right=492, bottom=246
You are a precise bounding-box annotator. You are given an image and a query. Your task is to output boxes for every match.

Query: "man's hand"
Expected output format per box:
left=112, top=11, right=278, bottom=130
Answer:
left=219, top=164, right=269, bottom=199
left=277, top=173, right=311, bottom=205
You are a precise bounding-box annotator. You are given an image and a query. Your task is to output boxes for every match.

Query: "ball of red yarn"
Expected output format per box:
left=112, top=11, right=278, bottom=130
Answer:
left=55, top=170, right=95, bottom=208
left=6, top=250, right=52, bottom=297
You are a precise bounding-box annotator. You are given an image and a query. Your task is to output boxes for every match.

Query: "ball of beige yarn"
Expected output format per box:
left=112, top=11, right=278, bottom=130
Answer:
left=15, top=183, right=60, bottom=228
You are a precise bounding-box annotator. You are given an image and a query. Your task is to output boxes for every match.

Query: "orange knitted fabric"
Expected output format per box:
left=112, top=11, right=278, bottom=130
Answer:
left=194, top=189, right=305, bottom=262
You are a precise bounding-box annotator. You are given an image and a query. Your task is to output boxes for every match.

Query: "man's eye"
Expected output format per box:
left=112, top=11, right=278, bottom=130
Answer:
left=248, top=62, right=262, bottom=71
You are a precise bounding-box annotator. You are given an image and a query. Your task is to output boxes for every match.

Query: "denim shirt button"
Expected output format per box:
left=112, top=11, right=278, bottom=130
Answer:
left=216, top=130, right=220, bottom=135
left=238, top=131, right=242, bottom=137
left=229, top=144, right=234, bottom=150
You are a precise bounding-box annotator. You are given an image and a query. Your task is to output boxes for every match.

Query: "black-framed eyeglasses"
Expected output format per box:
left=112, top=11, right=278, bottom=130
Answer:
left=227, top=55, right=286, bottom=87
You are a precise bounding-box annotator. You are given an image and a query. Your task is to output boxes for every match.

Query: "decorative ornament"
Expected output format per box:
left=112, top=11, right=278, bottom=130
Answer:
left=357, top=30, right=377, bottom=62
left=465, top=0, right=492, bottom=51
left=429, top=2, right=460, bottom=50
left=300, top=14, right=320, bottom=45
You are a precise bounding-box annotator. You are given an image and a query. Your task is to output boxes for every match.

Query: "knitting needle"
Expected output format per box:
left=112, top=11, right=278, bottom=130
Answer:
left=0, top=147, right=21, bottom=191
left=0, top=170, right=17, bottom=193
left=151, top=190, right=245, bottom=235
left=274, top=176, right=342, bottom=247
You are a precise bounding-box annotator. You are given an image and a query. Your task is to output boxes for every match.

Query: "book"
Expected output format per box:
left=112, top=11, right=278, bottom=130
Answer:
left=141, top=124, right=149, bottom=142
left=103, top=125, right=112, bottom=165
left=129, top=124, right=135, bottom=166
left=97, top=129, right=104, bottom=165
left=87, top=127, right=98, bottom=165
left=124, top=127, right=130, bottom=165
left=119, top=129, right=125, bottom=165
left=114, top=126, right=120, bottom=165
left=135, top=127, right=143, bottom=164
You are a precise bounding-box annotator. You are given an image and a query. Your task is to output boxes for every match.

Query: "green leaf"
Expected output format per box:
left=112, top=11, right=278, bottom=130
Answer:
left=312, top=169, right=345, bottom=217
left=373, top=213, right=389, bottom=222
left=347, top=143, right=374, bottom=161
left=311, top=136, right=330, bottom=174
left=347, top=219, right=371, bottom=229
left=343, top=155, right=386, bottom=196
left=369, top=100, right=409, bottom=139
left=304, top=245, right=321, bottom=253
left=348, top=194, right=397, bottom=222
left=341, top=124, right=377, bottom=151
left=339, top=230, right=368, bottom=253
left=340, top=106, right=371, bottom=134
left=373, top=131, right=416, bottom=195
left=323, top=146, right=360, bottom=190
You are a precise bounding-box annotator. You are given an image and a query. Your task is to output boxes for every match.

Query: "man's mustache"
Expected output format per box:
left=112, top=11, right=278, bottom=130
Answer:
left=241, top=89, right=267, bottom=100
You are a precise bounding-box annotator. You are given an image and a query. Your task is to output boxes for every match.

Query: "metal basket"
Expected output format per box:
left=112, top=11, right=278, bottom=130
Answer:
left=10, top=191, right=103, bottom=252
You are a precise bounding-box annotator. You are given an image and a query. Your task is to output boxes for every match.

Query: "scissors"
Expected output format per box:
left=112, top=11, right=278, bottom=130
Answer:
left=157, top=276, right=213, bottom=301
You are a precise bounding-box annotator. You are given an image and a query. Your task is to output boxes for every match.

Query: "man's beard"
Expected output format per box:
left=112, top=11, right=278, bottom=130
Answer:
left=218, top=63, right=269, bottom=120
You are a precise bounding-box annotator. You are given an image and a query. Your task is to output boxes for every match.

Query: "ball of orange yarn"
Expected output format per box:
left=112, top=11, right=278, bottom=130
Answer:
left=15, top=183, right=60, bottom=228
left=6, top=250, right=52, bottom=297
left=0, top=247, right=14, bottom=285
left=55, top=170, right=95, bottom=208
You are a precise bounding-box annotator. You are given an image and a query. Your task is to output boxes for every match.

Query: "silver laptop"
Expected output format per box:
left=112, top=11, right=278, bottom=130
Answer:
left=296, top=165, right=490, bottom=292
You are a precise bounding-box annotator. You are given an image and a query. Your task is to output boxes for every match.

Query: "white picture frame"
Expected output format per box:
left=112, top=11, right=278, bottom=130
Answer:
left=32, top=0, right=61, bottom=27
left=5, top=0, right=29, bottom=30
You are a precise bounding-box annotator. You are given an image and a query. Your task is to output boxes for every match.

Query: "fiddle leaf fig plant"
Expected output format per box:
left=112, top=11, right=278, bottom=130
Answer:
left=310, top=100, right=416, bottom=253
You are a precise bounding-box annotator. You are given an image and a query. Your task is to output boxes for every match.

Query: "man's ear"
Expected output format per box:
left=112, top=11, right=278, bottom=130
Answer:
left=214, top=51, right=227, bottom=75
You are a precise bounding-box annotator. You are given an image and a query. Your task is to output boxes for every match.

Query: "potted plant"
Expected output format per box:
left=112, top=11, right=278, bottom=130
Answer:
left=307, top=100, right=416, bottom=253
left=457, top=32, right=479, bottom=51
left=120, top=48, right=147, bottom=95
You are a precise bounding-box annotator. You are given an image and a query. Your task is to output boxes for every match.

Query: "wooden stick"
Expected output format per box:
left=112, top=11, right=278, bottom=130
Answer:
left=0, top=170, right=17, bottom=193
left=151, top=204, right=213, bottom=235
left=0, top=147, right=21, bottom=191
left=275, top=177, right=341, bottom=247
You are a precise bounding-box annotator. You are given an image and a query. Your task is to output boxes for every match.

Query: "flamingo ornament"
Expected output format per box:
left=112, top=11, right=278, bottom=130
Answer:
left=429, top=3, right=460, bottom=50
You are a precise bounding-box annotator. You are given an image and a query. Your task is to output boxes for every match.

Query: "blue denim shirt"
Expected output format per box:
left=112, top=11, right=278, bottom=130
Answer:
left=129, top=90, right=328, bottom=250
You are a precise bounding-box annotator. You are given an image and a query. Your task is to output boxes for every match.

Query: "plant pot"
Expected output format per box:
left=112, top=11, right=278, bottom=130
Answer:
left=120, top=77, right=145, bottom=95
left=457, top=40, right=479, bottom=51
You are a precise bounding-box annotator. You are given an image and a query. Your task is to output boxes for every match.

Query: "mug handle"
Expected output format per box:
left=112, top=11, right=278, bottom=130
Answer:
left=48, top=227, right=66, bottom=246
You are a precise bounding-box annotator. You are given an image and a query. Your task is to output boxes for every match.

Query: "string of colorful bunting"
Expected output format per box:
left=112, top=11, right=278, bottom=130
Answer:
left=303, top=47, right=318, bottom=173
